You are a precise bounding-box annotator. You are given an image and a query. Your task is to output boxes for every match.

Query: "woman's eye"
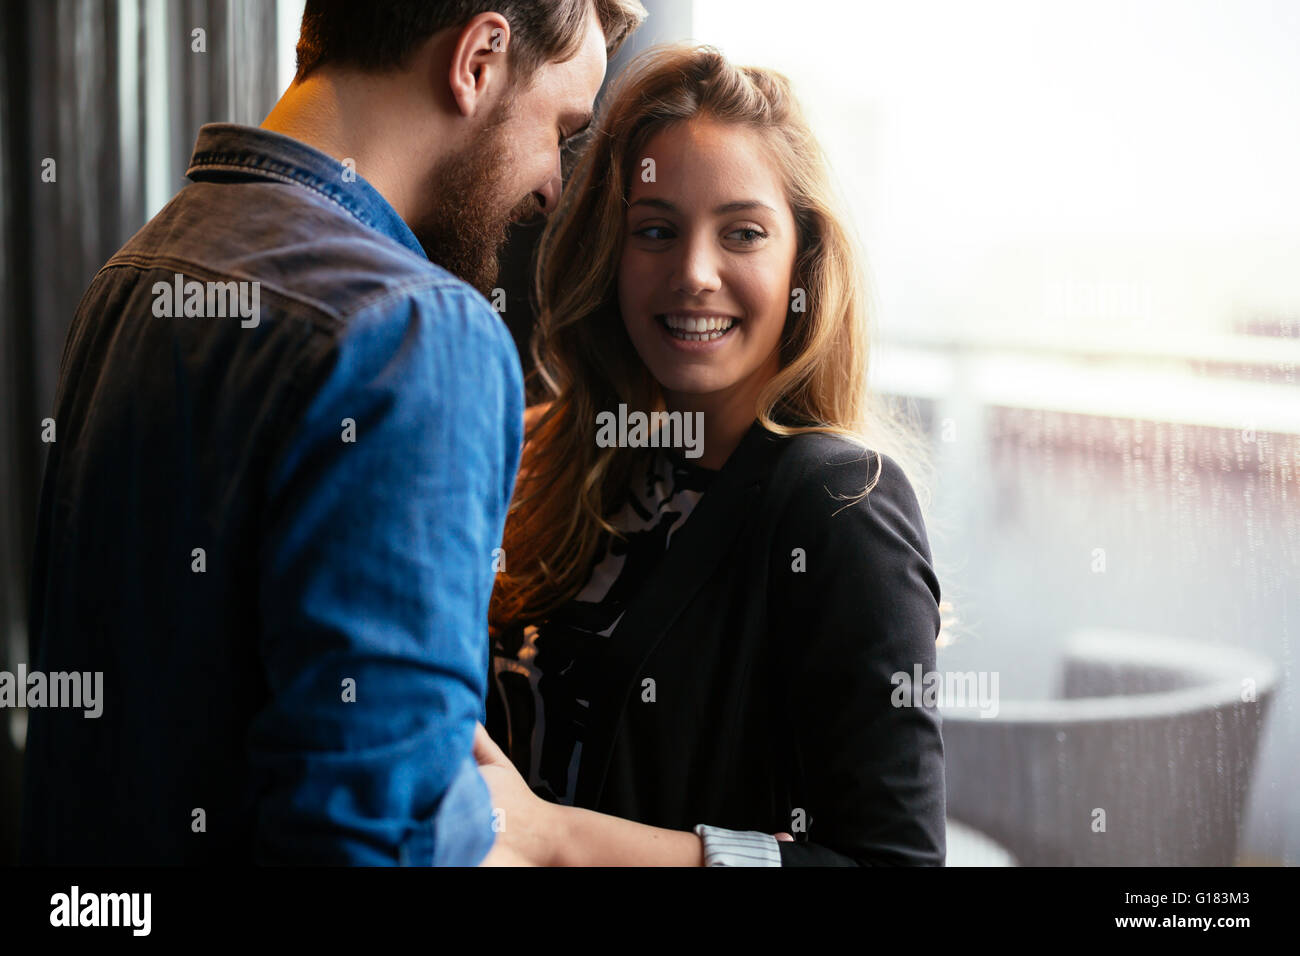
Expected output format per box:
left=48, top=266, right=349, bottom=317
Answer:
left=634, top=225, right=674, bottom=240
left=727, top=227, right=768, bottom=244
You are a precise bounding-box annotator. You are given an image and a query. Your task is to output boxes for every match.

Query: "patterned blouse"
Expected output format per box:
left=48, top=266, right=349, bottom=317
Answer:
left=491, top=447, right=714, bottom=805
left=490, top=445, right=784, bottom=865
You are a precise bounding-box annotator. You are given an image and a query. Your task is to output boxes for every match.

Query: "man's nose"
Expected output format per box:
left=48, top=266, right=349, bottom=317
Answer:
left=533, top=156, right=563, bottom=216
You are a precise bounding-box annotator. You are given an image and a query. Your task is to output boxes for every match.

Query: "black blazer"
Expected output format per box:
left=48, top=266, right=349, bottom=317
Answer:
left=487, top=420, right=946, bottom=865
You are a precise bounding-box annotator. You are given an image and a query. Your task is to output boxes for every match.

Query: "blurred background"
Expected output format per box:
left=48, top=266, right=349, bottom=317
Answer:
left=1, top=0, right=1294, bottom=865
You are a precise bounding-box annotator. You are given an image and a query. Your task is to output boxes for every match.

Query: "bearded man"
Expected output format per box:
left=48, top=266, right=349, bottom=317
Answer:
left=20, top=0, right=644, bottom=867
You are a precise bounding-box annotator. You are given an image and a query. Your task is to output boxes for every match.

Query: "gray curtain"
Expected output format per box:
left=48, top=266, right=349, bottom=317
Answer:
left=0, top=0, right=280, bottom=863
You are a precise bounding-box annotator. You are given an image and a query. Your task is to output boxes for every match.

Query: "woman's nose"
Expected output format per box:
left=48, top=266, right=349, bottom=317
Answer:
left=672, top=238, right=722, bottom=296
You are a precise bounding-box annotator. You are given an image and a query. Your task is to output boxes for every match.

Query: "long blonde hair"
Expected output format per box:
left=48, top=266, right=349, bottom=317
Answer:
left=491, top=43, right=948, bottom=636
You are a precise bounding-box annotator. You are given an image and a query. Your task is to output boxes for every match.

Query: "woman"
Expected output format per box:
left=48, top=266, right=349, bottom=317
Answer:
left=479, top=43, right=947, bottom=866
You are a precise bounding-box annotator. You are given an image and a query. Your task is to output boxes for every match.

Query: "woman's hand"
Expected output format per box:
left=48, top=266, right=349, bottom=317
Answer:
left=473, top=722, right=787, bottom=866
left=473, top=722, right=566, bottom=866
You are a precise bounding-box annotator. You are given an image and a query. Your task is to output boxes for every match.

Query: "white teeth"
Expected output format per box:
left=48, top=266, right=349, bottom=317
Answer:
left=661, top=314, right=736, bottom=334
left=664, top=326, right=732, bottom=342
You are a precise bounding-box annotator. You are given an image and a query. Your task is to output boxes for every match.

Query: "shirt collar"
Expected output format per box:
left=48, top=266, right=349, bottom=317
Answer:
left=185, top=122, right=427, bottom=259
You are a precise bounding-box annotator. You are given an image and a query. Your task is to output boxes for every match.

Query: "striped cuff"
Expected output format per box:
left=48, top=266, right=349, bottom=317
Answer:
left=693, top=824, right=783, bottom=866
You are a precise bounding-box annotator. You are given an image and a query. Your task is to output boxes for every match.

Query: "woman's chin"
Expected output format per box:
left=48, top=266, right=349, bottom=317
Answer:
left=653, top=373, right=734, bottom=400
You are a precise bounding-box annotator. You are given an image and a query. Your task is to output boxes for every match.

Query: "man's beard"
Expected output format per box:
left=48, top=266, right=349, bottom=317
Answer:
left=412, top=96, right=541, bottom=296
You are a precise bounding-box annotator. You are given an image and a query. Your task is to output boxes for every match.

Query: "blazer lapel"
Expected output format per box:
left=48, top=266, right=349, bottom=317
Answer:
left=574, top=421, right=785, bottom=808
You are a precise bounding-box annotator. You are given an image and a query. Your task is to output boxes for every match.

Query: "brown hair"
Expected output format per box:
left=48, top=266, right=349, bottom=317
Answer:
left=490, top=44, right=954, bottom=639
left=294, top=0, right=646, bottom=84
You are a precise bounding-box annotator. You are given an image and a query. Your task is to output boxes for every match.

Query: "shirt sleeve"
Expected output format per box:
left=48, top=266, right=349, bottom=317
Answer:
left=248, top=284, right=523, bottom=865
left=769, top=444, right=946, bottom=866
left=694, top=824, right=783, bottom=866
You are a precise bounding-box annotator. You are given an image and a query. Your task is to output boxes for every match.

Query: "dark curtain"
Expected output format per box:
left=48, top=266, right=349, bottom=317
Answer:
left=0, top=0, right=279, bottom=863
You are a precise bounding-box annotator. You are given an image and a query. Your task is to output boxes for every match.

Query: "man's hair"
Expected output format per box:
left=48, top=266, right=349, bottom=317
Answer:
left=295, top=0, right=646, bottom=84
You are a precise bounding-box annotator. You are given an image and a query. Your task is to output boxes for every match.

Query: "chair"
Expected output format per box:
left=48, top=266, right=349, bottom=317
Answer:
left=941, top=628, right=1278, bottom=865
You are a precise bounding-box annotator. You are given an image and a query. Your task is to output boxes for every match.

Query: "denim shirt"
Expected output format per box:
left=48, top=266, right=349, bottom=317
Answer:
left=19, top=123, right=523, bottom=865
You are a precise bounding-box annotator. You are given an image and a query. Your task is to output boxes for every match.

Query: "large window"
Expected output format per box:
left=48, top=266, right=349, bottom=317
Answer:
left=695, top=0, right=1298, bottom=866
left=695, top=1, right=1300, bottom=354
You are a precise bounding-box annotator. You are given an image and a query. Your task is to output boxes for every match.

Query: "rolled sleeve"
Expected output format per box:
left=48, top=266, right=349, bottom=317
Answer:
left=249, top=284, right=523, bottom=865
left=403, top=755, right=496, bottom=867
left=694, top=825, right=782, bottom=866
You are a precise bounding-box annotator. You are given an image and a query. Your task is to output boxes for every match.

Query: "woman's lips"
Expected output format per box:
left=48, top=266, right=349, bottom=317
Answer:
left=655, top=312, right=740, bottom=347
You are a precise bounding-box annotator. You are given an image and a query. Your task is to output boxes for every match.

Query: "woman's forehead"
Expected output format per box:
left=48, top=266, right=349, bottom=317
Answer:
left=627, top=120, right=790, bottom=210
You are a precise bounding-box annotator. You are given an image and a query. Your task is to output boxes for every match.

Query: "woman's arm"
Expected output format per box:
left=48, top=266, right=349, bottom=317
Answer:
left=768, top=442, right=946, bottom=866
left=549, top=805, right=706, bottom=866
left=472, top=723, right=705, bottom=865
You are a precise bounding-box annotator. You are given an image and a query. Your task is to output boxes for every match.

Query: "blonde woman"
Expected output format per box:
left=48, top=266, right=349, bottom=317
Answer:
left=477, top=43, right=947, bottom=866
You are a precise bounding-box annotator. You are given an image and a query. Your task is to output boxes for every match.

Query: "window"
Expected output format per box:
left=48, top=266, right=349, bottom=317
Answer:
left=695, top=0, right=1298, bottom=866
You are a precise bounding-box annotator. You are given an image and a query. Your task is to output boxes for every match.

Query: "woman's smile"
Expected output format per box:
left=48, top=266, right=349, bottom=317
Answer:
left=657, top=311, right=741, bottom=348
left=619, top=118, right=796, bottom=399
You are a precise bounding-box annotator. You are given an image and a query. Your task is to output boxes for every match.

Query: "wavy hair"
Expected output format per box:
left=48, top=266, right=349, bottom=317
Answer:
left=491, top=43, right=953, bottom=640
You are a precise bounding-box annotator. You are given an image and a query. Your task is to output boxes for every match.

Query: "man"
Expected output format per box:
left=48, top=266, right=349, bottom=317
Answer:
left=19, top=0, right=644, bottom=866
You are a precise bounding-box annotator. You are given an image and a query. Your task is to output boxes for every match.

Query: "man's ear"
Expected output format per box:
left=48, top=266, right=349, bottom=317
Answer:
left=448, top=12, right=512, bottom=119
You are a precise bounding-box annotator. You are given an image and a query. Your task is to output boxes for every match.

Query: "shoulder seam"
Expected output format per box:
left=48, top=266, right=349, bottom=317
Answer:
left=97, top=252, right=476, bottom=330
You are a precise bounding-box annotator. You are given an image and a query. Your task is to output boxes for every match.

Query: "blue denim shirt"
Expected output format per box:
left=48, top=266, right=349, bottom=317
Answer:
left=19, top=123, right=523, bottom=865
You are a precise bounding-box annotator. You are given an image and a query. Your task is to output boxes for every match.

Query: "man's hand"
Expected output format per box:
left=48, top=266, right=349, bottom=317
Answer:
left=472, top=722, right=566, bottom=866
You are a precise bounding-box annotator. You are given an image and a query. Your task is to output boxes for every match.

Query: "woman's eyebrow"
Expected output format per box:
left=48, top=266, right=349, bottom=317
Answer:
left=713, top=200, right=777, bottom=215
left=628, top=197, right=677, bottom=212
left=627, top=198, right=777, bottom=214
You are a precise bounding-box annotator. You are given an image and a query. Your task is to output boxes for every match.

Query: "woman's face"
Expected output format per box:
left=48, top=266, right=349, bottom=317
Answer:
left=618, top=119, right=798, bottom=401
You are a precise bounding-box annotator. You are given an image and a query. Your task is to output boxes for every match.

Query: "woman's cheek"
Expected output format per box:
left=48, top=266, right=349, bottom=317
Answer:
left=618, top=252, right=652, bottom=317
left=733, top=266, right=782, bottom=338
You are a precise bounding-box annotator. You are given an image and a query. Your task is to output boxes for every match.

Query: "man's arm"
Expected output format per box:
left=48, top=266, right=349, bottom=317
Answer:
left=248, top=285, right=523, bottom=865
